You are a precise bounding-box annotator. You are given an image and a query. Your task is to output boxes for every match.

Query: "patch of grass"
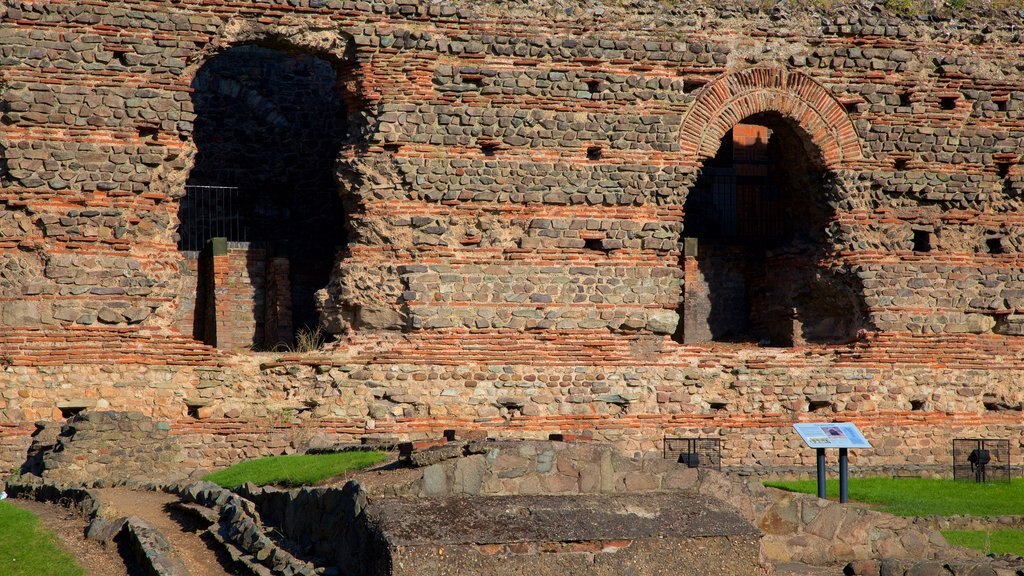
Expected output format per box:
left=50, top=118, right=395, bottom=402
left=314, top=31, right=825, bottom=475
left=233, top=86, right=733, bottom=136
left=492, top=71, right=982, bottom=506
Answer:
left=0, top=501, right=86, bottom=576
left=943, top=529, right=1024, bottom=556
left=203, top=451, right=388, bottom=489
left=763, top=478, right=1024, bottom=516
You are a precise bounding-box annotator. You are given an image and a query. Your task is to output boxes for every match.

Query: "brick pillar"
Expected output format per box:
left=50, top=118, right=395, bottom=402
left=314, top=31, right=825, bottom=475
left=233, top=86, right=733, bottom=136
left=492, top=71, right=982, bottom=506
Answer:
left=207, top=239, right=270, bottom=351
left=264, top=255, right=293, bottom=350
left=680, top=237, right=710, bottom=344
left=207, top=237, right=228, bottom=348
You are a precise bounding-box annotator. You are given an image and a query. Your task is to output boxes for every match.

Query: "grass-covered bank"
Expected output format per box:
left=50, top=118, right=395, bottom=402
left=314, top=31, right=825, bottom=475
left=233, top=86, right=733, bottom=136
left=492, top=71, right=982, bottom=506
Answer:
left=764, top=477, right=1024, bottom=517
left=942, top=529, right=1024, bottom=557
left=203, top=450, right=389, bottom=489
left=0, top=501, right=86, bottom=576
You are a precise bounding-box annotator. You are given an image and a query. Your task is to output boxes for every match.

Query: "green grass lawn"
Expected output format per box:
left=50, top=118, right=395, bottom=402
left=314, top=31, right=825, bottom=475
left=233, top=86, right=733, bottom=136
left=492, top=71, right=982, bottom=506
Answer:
left=203, top=450, right=389, bottom=489
left=0, top=501, right=86, bottom=576
left=763, top=477, right=1024, bottom=516
left=942, top=529, right=1024, bottom=556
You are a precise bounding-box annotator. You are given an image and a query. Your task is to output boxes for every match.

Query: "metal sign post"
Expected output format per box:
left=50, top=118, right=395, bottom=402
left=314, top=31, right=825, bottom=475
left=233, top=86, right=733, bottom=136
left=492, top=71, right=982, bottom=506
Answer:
left=793, top=422, right=871, bottom=504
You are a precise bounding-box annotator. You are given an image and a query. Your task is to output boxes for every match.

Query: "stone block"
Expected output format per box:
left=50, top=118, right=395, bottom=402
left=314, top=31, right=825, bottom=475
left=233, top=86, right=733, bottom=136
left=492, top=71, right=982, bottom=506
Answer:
left=2, top=301, right=41, bottom=326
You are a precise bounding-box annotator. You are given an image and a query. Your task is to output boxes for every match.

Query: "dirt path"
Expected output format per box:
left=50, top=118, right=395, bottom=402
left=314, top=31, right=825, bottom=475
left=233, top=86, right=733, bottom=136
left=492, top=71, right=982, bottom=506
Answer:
left=11, top=498, right=131, bottom=576
left=95, top=488, right=238, bottom=576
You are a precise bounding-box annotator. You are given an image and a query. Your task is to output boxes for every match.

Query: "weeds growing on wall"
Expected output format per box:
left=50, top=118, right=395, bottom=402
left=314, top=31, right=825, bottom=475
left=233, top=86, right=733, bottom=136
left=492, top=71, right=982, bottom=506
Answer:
left=790, top=0, right=1024, bottom=14
left=294, top=327, right=325, bottom=352
left=271, top=326, right=326, bottom=354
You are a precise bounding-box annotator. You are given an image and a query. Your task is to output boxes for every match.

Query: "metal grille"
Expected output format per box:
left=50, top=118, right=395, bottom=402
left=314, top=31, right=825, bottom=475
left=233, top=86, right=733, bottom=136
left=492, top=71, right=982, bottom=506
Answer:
left=664, top=437, right=721, bottom=470
left=953, top=438, right=1010, bottom=483
left=691, top=168, right=785, bottom=241
left=178, top=185, right=247, bottom=251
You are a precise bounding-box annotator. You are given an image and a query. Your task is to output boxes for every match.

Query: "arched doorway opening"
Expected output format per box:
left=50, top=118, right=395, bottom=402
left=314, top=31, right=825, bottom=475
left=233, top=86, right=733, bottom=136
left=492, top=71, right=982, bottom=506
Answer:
left=178, top=45, right=348, bottom=351
left=678, top=113, right=862, bottom=346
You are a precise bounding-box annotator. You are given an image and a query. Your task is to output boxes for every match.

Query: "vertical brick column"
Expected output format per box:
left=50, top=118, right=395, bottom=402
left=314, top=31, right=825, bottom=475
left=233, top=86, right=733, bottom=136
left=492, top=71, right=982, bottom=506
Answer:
left=680, top=237, right=709, bottom=343
left=208, top=237, right=229, bottom=349
left=264, top=255, right=293, bottom=350
left=175, top=252, right=201, bottom=338
left=201, top=239, right=271, bottom=351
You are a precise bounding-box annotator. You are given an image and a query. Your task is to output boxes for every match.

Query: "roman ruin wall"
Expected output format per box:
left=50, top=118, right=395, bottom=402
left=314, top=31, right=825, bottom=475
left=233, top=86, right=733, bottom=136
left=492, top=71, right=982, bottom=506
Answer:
left=3, top=0, right=1024, bottom=473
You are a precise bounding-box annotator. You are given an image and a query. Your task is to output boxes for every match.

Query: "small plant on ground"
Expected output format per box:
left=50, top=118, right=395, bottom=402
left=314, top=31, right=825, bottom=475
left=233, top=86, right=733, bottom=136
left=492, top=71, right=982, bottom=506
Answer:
left=764, top=477, right=1024, bottom=516
left=272, top=326, right=326, bottom=354
left=0, top=501, right=86, bottom=576
left=203, top=450, right=388, bottom=489
left=293, top=326, right=325, bottom=353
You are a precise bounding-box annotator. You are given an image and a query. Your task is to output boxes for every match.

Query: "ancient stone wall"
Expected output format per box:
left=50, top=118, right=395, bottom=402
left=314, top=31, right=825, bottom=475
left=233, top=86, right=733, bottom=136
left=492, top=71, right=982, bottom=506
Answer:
left=3, top=0, right=1024, bottom=473
left=32, top=411, right=186, bottom=485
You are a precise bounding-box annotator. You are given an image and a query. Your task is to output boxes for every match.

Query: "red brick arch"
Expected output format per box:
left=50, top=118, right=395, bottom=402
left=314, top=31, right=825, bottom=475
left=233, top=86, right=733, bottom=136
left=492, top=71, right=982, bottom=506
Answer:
left=680, top=67, right=863, bottom=169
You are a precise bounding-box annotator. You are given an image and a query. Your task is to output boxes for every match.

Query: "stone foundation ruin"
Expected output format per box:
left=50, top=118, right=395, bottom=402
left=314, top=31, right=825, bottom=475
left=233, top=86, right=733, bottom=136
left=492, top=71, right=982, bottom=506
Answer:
left=3, top=0, right=1024, bottom=474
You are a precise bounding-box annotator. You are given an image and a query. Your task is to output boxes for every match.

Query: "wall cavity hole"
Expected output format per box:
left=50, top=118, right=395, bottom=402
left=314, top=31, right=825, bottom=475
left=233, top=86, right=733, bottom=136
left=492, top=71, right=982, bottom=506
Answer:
left=913, top=230, right=932, bottom=253
left=899, top=91, right=913, bottom=107
left=842, top=101, right=859, bottom=114
left=583, top=238, right=604, bottom=251
left=910, top=399, right=926, bottom=411
left=940, top=96, right=958, bottom=111
left=187, top=405, right=201, bottom=419
left=461, top=75, right=483, bottom=88
left=987, top=237, right=1005, bottom=255
left=59, top=406, right=86, bottom=419
left=683, top=79, right=705, bottom=93
left=894, top=158, right=909, bottom=171
left=997, top=100, right=1009, bottom=112
left=996, top=162, right=1012, bottom=179
left=587, top=146, right=603, bottom=161
left=586, top=79, right=602, bottom=94
left=709, top=400, right=728, bottom=411
left=382, top=143, right=402, bottom=154
left=807, top=400, right=832, bottom=412
left=480, top=142, right=499, bottom=157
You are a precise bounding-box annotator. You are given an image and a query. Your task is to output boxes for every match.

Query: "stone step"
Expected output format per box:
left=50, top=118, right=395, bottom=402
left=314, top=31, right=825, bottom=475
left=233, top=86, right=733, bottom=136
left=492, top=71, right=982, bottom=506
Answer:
left=774, top=563, right=841, bottom=576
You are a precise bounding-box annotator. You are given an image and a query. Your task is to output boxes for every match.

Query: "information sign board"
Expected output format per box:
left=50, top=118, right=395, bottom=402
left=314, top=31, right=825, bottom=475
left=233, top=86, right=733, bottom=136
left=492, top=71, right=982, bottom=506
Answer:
left=793, top=422, right=871, bottom=450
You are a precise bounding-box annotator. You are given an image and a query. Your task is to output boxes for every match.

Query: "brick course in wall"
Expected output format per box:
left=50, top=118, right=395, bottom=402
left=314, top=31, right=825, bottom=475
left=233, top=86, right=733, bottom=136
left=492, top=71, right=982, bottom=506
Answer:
left=3, top=0, right=1024, bottom=473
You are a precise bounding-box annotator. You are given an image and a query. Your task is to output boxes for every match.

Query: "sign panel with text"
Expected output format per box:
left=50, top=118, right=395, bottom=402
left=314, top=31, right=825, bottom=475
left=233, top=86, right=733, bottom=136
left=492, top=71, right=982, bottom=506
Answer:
left=793, top=422, right=871, bottom=450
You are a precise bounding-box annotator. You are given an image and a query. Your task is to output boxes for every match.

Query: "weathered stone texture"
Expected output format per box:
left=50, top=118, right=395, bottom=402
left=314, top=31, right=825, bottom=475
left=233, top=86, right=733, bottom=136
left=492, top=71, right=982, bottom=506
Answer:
left=35, top=411, right=185, bottom=485
left=4, top=0, right=1024, bottom=473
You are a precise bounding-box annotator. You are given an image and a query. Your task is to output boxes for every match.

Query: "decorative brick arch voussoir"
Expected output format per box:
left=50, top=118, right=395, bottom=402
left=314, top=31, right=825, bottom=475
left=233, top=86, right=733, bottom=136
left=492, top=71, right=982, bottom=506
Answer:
left=182, top=18, right=356, bottom=85
left=680, top=68, right=863, bottom=170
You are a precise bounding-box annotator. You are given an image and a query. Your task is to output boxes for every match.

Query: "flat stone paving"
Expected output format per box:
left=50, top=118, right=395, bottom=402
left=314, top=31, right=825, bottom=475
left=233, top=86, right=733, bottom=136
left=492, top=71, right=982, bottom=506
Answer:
left=369, top=492, right=757, bottom=545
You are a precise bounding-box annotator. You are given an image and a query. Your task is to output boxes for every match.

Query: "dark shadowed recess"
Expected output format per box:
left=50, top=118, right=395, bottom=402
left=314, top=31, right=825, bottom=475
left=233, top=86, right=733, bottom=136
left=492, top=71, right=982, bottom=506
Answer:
left=679, top=112, right=865, bottom=346
left=181, top=45, right=348, bottom=349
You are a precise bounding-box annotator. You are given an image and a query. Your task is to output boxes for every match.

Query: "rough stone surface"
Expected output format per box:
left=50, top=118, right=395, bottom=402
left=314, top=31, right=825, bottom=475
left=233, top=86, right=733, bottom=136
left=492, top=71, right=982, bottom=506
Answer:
left=4, top=0, right=1024, bottom=476
left=369, top=493, right=764, bottom=576
left=34, top=411, right=185, bottom=485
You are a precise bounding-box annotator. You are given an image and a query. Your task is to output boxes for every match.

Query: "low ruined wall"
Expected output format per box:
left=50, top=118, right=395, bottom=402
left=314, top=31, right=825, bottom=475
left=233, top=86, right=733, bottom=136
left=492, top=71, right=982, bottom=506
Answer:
left=2, top=344, right=1024, bottom=477
left=375, top=440, right=970, bottom=567
left=376, top=440, right=700, bottom=498
left=35, top=411, right=186, bottom=485
left=210, top=441, right=977, bottom=573
left=2, top=325, right=1024, bottom=477
left=236, top=481, right=375, bottom=575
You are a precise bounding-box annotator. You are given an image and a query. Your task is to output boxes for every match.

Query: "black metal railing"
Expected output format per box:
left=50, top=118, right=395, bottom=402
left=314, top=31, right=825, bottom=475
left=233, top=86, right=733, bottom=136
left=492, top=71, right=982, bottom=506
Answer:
left=664, top=437, right=722, bottom=470
left=953, top=438, right=1010, bottom=483
left=178, top=185, right=248, bottom=251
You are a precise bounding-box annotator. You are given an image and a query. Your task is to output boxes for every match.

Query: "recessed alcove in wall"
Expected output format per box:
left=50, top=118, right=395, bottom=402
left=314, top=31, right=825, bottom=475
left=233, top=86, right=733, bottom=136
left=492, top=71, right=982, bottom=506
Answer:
left=0, top=81, right=8, bottom=187
left=178, top=44, right=349, bottom=351
left=678, top=113, right=864, bottom=346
